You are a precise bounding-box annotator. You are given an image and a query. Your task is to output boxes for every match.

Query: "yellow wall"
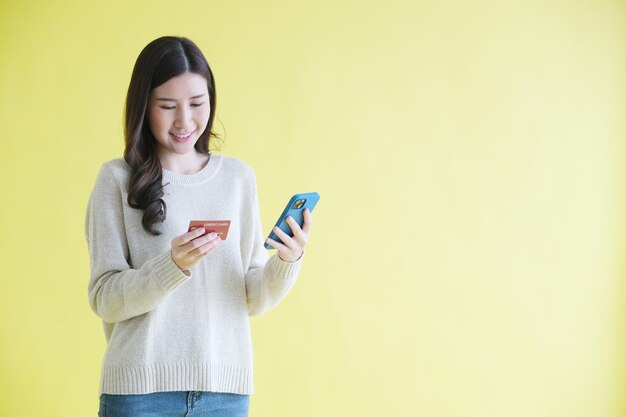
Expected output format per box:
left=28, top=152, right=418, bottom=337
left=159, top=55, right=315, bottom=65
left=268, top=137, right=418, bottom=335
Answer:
left=0, top=0, right=624, bottom=416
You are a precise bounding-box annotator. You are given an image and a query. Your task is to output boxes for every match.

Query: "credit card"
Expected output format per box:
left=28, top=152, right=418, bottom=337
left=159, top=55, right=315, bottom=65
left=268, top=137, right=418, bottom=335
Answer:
left=188, top=220, right=231, bottom=240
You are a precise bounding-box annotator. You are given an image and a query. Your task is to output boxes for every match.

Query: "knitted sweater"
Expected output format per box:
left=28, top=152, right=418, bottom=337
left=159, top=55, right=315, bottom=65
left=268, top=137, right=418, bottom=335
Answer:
left=85, top=154, right=303, bottom=395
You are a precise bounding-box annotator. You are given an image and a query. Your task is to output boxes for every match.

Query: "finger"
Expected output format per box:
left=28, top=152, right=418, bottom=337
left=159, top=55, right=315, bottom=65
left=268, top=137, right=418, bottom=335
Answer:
left=285, top=216, right=307, bottom=246
left=301, top=208, right=313, bottom=234
left=265, top=237, right=288, bottom=252
left=285, top=216, right=302, bottom=231
left=190, top=236, right=222, bottom=259
left=175, top=227, right=206, bottom=246
left=275, top=230, right=304, bottom=255
left=183, top=232, right=219, bottom=255
left=273, top=226, right=297, bottom=248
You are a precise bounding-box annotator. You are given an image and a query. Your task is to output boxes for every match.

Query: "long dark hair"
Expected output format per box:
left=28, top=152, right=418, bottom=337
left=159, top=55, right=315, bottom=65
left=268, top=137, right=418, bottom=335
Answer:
left=123, top=36, right=218, bottom=235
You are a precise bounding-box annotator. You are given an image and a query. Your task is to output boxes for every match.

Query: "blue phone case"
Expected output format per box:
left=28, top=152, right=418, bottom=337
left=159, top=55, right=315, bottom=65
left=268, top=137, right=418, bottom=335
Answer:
left=264, top=192, right=320, bottom=250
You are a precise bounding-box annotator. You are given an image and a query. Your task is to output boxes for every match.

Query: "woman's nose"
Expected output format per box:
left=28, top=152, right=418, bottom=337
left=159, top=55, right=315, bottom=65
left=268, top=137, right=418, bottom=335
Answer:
left=174, top=106, right=192, bottom=129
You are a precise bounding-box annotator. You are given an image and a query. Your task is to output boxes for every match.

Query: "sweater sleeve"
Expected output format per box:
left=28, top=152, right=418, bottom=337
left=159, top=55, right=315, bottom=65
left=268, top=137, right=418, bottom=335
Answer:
left=244, top=170, right=304, bottom=317
left=85, top=163, right=191, bottom=323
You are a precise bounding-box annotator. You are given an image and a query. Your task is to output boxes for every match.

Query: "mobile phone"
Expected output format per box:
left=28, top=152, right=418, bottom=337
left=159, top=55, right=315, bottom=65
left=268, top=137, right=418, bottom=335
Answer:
left=264, top=192, right=320, bottom=250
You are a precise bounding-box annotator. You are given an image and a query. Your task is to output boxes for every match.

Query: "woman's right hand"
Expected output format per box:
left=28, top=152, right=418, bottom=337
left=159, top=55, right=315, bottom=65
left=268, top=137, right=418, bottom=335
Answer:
left=171, top=228, right=222, bottom=273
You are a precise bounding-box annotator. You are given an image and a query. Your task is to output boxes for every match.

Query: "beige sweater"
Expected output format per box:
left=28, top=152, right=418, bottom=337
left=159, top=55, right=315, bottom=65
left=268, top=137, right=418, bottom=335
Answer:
left=85, top=154, right=303, bottom=395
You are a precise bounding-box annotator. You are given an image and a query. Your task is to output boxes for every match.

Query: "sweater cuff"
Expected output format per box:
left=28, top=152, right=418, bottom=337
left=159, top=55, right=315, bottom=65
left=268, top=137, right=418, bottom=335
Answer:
left=272, top=251, right=304, bottom=278
left=151, top=250, right=191, bottom=291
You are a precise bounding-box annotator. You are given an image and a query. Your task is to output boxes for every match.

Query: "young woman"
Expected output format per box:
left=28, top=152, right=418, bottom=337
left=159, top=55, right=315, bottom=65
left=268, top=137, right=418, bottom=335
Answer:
left=85, top=36, right=312, bottom=417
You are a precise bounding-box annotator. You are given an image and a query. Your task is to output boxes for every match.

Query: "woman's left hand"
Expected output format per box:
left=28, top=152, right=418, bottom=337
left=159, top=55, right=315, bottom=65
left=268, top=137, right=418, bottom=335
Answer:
left=266, top=208, right=313, bottom=262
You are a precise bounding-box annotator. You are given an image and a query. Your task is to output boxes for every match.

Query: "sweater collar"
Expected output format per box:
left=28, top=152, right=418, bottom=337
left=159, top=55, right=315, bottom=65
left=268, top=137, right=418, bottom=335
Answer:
left=162, top=154, right=222, bottom=186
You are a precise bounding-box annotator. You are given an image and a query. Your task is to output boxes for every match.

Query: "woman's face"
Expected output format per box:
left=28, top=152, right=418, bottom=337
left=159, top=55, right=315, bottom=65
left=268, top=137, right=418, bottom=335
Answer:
left=147, top=71, right=211, bottom=160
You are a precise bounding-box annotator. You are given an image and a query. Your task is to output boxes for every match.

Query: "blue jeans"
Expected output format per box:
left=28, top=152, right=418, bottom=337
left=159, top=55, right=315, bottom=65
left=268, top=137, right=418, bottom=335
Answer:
left=98, top=391, right=250, bottom=417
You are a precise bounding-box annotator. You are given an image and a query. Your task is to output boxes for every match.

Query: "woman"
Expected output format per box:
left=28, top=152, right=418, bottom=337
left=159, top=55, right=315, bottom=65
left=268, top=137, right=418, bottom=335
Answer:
left=85, top=35, right=312, bottom=417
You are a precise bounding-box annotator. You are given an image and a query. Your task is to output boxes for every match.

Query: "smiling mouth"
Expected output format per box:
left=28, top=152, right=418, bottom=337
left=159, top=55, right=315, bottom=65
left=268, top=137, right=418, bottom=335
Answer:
left=170, top=130, right=195, bottom=142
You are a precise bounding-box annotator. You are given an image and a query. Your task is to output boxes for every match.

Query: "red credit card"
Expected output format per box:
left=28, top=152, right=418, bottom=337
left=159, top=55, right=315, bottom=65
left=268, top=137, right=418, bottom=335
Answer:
left=188, top=220, right=231, bottom=240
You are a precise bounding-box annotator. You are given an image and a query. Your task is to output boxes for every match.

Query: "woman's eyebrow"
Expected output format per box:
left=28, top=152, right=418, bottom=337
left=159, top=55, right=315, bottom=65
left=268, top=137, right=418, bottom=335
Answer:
left=156, top=93, right=206, bottom=102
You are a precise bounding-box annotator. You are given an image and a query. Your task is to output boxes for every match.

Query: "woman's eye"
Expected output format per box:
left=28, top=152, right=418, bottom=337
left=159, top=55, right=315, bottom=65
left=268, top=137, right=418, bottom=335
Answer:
left=159, top=103, right=204, bottom=110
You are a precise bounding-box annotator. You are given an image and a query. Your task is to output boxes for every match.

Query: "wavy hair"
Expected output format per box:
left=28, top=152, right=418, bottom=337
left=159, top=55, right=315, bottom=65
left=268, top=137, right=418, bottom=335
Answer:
left=123, top=36, right=218, bottom=235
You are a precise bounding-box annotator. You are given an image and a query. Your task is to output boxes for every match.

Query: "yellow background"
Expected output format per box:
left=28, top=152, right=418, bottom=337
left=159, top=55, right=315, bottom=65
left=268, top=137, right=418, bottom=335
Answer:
left=0, top=0, right=624, bottom=416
